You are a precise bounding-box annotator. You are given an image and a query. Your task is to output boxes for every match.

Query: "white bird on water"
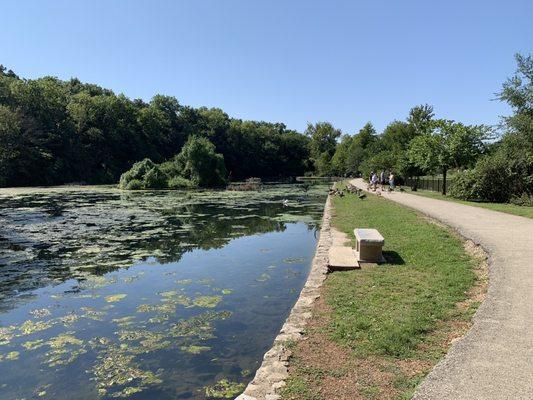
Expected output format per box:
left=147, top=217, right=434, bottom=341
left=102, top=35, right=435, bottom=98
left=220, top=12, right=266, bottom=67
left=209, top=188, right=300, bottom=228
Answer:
left=282, top=199, right=290, bottom=206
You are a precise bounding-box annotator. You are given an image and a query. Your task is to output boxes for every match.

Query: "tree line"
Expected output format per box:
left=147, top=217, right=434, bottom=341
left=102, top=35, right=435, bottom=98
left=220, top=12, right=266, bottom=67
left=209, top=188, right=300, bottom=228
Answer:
left=0, top=67, right=310, bottom=187
left=1, top=54, right=531, bottom=203
left=318, top=54, right=531, bottom=203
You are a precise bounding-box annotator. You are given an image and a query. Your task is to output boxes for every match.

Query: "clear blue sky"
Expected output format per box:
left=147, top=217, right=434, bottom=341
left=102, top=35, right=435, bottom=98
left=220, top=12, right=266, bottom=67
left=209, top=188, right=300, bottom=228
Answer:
left=2, top=0, right=531, bottom=134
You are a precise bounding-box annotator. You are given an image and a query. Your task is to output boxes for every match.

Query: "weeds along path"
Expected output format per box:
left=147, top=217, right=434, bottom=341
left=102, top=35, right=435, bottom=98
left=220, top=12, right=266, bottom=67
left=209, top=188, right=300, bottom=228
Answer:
left=350, top=179, right=533, bottom=400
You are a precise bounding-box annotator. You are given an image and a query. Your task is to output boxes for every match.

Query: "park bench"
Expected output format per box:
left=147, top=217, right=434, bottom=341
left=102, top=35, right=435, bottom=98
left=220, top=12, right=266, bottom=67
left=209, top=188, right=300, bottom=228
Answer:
left=354, top=228, right=385, bottom=263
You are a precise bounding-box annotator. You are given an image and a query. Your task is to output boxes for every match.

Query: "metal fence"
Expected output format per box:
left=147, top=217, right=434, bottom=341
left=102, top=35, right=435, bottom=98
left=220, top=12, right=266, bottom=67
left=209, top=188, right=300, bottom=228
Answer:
left=404, top=177, right=448, bottom=193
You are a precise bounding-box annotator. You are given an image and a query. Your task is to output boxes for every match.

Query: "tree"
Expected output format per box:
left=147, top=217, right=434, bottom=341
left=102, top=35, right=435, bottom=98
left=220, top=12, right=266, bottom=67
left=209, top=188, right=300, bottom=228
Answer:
left=175, top=136, right=227, bottom=187
left=497, top=53, right=533, bottom=141
left=407, top=104, right=434, bottom=135
left=345, top=122, right=376, bottom=175
left=331, top=135, right=353, bottom=176
left=408, top=120, right=488, bottom=194
left=0, top=66, right=316, bottom=187
left=306, top=122, right=341, bottom=176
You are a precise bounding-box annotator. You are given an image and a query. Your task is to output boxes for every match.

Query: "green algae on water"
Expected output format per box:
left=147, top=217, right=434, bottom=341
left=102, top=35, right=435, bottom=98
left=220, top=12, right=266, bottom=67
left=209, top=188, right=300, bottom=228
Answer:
left=204, top=379, right=245, bottom=399
left=22, top=339, right=45, bottom=350
left=192, top=295, right=222, bottom=308
left=91, top=344, right=162, bottom=398
left=29, top=308, right=52, bottom=318
left=170, top=311, right=232, bottom=339
left=105, top=294, right=127, bottom=303
left=255, top=273, right=270, bottom=282
left=19, top=320, right=54, bottom=335
left=180, top=345, right=211, bottom=354
left=282, top=257, right=306, bottom=264
left=5, top=351, right=20, bottom=361
left=0, top=326, right=16, bottom=345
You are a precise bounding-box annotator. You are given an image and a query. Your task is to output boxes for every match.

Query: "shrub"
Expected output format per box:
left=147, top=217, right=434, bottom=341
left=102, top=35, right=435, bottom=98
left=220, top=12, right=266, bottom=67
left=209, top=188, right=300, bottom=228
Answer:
left=510, top=193, right=533, bottom=206
left=124, top=179, right=143, bottom=190
left=176, top=136, right=227, bottom=187
left=118, top=137, right=228, bottom=190
left=450, top=134, right=532, bottom=203
left=449, top=170, right=479, bottom=200
left=168, top=176, right=195, bottom=189
left=119, top=158, right=157, bottom=189
left=143, top=165, right=168, bottom=189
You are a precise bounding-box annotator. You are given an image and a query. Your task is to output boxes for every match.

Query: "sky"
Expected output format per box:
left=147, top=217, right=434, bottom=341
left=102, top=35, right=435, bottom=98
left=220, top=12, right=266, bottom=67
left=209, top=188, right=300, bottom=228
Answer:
left=1, top=0, right=531, bottom=134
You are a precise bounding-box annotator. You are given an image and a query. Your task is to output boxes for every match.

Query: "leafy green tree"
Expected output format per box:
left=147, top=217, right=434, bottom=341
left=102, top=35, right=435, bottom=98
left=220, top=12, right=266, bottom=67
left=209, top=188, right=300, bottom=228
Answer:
left=175, top=135, right=227, bottom=187
left=331, top=135, right=353, bottom=176
left=408, top=120, right=488, bottom=194
left=498, top=54, right=533, bottom=141
left=452, top=54, right=533, bottom=202
left=0, top=66, right=316, bottom=187
left=407, top=104, right=434, bottom=135
left=306, top=122, right=341, bottom=175
left=345, top=122, right=377, bottom=175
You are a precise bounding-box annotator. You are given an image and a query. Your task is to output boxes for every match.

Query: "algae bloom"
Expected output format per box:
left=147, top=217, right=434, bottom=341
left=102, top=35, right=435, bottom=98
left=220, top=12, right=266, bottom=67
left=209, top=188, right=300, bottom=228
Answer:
left=105, top=294, right=127, bottom=303
left=205, top=379, right=246, bottom=398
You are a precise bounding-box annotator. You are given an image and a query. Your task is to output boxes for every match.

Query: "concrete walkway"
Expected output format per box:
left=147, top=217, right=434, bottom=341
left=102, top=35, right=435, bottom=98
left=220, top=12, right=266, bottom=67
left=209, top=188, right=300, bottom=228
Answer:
left=350, top=179, right=533, bottom=400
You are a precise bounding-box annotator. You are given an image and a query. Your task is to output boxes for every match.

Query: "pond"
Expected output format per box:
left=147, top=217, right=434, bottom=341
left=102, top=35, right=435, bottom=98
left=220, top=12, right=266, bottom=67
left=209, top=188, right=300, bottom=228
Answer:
left=0, top=184, right=327, bottom=399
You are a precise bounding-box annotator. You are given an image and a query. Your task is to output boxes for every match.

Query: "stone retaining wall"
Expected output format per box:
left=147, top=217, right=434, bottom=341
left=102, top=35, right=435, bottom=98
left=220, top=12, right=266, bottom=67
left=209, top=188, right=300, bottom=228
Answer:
left=236, top=196, right=333, bottom=400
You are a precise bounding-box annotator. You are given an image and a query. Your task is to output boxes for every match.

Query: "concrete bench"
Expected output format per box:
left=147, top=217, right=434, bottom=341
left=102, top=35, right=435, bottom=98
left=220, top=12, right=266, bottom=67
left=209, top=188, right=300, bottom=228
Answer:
left=354, top=228, right=385, bottom=263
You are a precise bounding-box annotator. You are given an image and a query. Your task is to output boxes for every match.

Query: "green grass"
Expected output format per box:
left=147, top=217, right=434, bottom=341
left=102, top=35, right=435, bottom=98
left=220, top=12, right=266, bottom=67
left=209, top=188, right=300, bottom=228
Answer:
left=408, top=189, right=533, bottom=219
left=282, top=188, right=482, bottom=400
left=328, top=192, right=476, bottom=358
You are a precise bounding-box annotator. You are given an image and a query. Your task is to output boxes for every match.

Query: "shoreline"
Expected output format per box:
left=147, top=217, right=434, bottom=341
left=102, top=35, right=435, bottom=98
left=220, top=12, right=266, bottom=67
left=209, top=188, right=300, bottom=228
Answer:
left=237, top=196, right=333, bottom=400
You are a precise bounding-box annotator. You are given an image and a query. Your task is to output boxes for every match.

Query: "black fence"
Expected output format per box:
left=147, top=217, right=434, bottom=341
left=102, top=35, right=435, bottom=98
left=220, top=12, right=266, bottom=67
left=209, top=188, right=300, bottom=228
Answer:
left=404, top=177, right=449, bottom=193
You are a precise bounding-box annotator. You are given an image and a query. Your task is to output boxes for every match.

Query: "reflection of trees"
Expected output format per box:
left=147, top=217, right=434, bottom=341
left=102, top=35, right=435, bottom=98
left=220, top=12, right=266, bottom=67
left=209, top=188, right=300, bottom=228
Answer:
left=0, top=189, right=325, bottom=312
left=142, top=202, right=288, bottom=264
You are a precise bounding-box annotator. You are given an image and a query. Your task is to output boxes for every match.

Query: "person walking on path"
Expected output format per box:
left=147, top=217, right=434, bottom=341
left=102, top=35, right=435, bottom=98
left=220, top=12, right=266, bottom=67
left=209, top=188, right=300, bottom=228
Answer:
left=389, top=172, right=395, bottom=191
left=370, top=172, right=378, bottom=190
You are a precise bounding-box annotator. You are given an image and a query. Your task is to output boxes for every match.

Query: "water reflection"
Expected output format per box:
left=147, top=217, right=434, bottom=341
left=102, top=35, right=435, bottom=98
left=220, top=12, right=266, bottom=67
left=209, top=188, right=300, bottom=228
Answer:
left=0, top=184, right=327, bottom=399
left=0, top=185, right=325, bottom=311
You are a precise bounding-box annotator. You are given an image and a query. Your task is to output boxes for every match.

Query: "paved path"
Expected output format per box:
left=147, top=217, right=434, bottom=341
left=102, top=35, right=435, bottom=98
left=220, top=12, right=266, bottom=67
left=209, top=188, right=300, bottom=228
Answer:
left=351, top=179, right=533, bottom=400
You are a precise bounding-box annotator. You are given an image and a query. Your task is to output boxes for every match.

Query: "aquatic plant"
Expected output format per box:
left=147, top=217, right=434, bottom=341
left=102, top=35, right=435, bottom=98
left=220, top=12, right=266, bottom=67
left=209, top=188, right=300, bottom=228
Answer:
left=29, top=308, right=52, bottom=318
left=19, top=320, right=54, bottom=335
left=204, top=379, right=245, bottom=399
left=282, top=257, right=306, bottom=264
left=22, top=339, right=45, bottom=350
left=80, top=306, right=107, bottom=321
left=90, top=344, right=162, bottom=398
left=192, top=295, right=222, bottom=308
left=170, top=311, right=231, bottom=340
left=180, top=345, right=211, bottom=354
left=105, top=294, right=127, bottom=303
left=0, top=326, right=16, bottom=345
left=255, top=273, right=270, bottom=282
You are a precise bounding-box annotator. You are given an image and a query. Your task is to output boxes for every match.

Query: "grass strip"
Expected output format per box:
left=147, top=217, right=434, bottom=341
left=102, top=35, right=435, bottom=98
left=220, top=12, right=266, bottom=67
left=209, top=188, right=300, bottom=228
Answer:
left=281, top=187, right=485, bottom=400
left=407, top=189, right=533, bottom=219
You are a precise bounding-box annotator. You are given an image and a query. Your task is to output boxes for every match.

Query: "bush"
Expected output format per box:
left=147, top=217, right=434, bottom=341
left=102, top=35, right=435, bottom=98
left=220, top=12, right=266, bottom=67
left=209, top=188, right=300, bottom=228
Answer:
left=168, top=176, right=194, bottom=189
left=143, top=165, right=168, bottom=189
left=124, top=179, right=144, bottom=190
left=175, top=136, right=227, bottom=187
left=449, top=169, right=479, bottom=200
left=119, top=158, right=157, bottom=189
left=450, top=144, right=533, bottom=203
left=510, top=193, right=533, bottom=206
left=119, top=137, right=228, bottom=190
